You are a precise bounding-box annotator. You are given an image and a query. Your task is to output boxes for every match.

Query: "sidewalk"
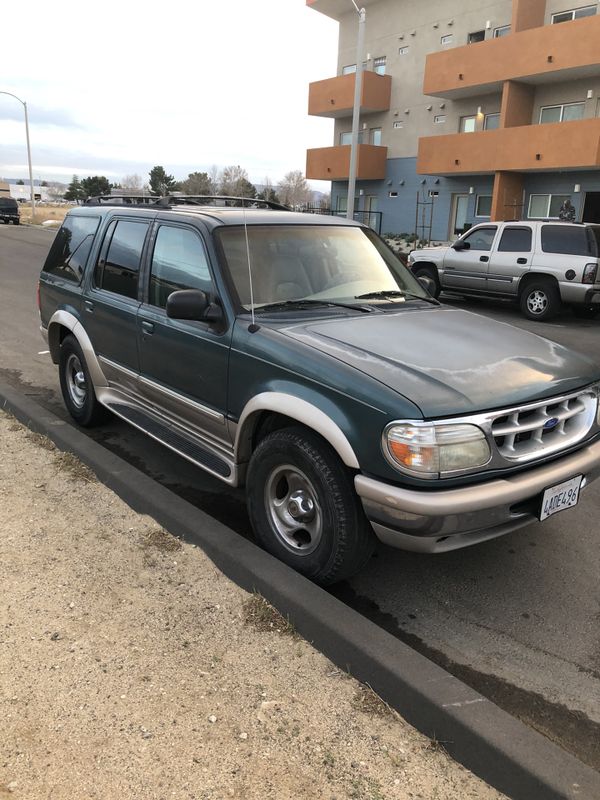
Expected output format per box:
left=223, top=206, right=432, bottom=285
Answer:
left=0, top=409, right=506, bottom=800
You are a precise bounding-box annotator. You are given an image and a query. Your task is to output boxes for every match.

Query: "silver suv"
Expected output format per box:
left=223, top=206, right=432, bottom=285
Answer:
left=408, top=220, right=600, bottom=321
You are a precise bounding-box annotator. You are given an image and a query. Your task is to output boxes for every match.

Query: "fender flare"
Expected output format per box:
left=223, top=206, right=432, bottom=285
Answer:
left=235, top=392, right=360, bottom=469
left=47, top=310, right=108, bottom=388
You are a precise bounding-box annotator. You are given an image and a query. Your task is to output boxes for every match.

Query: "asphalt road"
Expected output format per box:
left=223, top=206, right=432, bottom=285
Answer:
left=2, top=224, right=599, bottom=769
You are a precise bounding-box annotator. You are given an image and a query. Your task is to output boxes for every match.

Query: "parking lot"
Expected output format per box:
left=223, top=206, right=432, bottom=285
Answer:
left=1, top=224, right=599, bottom=769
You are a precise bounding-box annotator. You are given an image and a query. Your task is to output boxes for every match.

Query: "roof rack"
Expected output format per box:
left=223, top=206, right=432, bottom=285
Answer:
left=83, top=194, right=290, bottom=211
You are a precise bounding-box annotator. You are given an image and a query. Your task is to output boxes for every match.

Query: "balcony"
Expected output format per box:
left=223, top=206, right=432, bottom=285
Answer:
left=308, top=71, right=392, bottom=118
left=418, top=118, right=600, bottom=176
left=306, top=0, right=378, bottom=20
left=306, top=144, right=388, bottom=181
left=424, top=15, right=600, bottom=98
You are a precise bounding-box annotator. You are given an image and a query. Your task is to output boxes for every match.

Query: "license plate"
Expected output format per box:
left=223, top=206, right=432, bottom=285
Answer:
left=539, top=475, right=583, bottom=521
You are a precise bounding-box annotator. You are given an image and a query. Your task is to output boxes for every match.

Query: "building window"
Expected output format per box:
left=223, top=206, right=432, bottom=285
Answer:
left=370, top=128, right=382, bottom=146
left=342, top=64, right=356, bottom=75
left=552, top=5, right=596, bottom=23
left=528, top=194, right=571, bottom=219
left=388, top=191, right=398, bottom=198
left=494, top=24, right=511, bottom=37
left=398, top=46, right=410, bottom=55
left=459, top=115, right=477, bottom=133
left=339, top=131, right=366, bottom=145
left=373, top=56, right=386, bottom=75
left=476, top=196, right=492, bottom=217
left=392, top=121, right=404, bottom=129
left=484, top=113, right=500, bottom=130
left=467, top=30, right=486, bottom=44
left=539, top=102, right=585, bottom=124
left=434, top=114, right=446, bottom=124
left=440, top=34, right=453, bottom=45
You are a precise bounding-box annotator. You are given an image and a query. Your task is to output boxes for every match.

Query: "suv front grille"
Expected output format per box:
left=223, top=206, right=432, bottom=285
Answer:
left=491, top=390, right=597, bottom=462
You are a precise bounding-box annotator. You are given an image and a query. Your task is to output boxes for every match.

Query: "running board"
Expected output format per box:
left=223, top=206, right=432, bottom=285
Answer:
left=106, top=402, right=233, bottom=480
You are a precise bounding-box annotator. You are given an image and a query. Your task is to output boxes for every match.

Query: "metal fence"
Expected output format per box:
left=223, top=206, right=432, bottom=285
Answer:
left=301, top=207, right=382, bottom=235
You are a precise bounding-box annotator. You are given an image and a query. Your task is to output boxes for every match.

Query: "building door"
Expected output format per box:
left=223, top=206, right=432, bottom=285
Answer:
left=582, top=192, right=600, bottom=223
left=364, top=195, right=378, bottom=231
left=450, top=194, right=470, bottom=238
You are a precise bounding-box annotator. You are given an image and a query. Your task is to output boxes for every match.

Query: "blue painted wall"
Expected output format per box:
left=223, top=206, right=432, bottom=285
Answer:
left=331, top=159, right=600, bottom=240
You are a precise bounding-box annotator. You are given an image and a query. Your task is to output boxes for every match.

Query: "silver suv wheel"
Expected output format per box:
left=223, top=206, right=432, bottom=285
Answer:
left=65, top=353, right=87, bottom=409
left=264, top=464, right=323, bottom=554
left=526, top=289, right=548, bottom=316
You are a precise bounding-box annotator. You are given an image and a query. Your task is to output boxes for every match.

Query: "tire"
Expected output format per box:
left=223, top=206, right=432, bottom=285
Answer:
left=59, top=335, right=108, bottom=427
left=519, top=279, right=561, bottom=321
left=13, top=219, right=19, bottom=225
left=246, top=427, right=375, bottom=585
left=413, top=266, right=441, bottom=299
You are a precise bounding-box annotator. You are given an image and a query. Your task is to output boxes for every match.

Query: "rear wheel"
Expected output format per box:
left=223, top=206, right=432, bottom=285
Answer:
left=519, top=279, right=561, bottom=321
left=247, top=427, right=374, bottom=585
left=59, top=335, right=108, bottom=427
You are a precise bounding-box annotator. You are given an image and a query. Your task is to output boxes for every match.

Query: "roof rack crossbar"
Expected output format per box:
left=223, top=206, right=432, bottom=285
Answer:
left=83, top=194, right=290, bottom=211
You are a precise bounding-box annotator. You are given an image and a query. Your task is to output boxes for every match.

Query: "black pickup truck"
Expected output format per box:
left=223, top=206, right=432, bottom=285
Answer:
left=0, top=197, right=20, bottom=225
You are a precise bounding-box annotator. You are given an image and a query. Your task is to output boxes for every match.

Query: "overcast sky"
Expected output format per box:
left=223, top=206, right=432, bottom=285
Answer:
left=0, top=0, right=339, bottom=188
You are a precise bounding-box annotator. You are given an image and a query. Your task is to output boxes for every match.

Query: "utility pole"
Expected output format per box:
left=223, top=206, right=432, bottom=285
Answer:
left=0, top=91, right=35, bottom=222
left=346, top=2, right=366, bottom=220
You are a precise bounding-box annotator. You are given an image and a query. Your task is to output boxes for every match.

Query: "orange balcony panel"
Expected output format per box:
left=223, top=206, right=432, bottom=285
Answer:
left=417, top=119, right=600, bottom=176
left=306, top=144, right=388, bottom=181
left=424, top=15, right=600, bottom=98
left=308, top=72, right=392, bottom=118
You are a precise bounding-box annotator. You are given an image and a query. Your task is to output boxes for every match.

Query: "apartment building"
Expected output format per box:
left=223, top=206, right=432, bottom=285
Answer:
left=306, top=0, right=600, bottom=241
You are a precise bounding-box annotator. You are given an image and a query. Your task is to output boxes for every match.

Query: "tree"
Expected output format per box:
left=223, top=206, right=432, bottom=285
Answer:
left=41, top=180, right=48, bottom=187
left=121, top=173, right=143, bottom=191
left=80, top=175, right=112, bottom=197
left=149, top=165, right=177, bottom=196
left=64, top=176, right=86, bottom=204
left=256, top=176, right=280, bottom=205
left=179, top=171, right=215, bottom=196
left=277, top=171, right=313, bottom=209
left=219, top=165, right=256, bottom=198
left=16, top=179, right=24, bottom=185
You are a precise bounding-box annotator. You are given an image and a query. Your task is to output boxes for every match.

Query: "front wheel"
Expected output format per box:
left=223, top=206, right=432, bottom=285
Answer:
left=519, top=279, right=561, bottom=321
left=59, top=334, right=108, bottom=427
left=246, top=427, right=374, bottom=585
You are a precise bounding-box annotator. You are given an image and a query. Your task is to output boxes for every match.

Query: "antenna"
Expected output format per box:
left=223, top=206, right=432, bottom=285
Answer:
left=242, top=203, right=258, bottom=331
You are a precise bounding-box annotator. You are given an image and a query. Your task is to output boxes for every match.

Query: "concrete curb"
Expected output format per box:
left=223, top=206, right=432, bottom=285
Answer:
left=1, top=380, right=599, bottom=800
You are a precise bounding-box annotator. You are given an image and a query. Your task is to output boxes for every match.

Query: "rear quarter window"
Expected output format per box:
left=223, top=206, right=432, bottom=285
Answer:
left=541, top=225, right=595, bottom=257
left=42, top=215, right=100, bottom=283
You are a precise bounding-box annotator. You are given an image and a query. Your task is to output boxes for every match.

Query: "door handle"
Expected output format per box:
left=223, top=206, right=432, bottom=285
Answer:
left=84, top=300, right=94, bottom=313
left=141, top=320, right=154, bottom=335
left=479, top=255, right=489, bottom=263
left=517, top=258, right=528, bottom=265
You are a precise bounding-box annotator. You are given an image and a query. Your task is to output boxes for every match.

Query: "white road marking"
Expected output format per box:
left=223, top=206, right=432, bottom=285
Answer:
left=37, top=350, right=50, bottom=355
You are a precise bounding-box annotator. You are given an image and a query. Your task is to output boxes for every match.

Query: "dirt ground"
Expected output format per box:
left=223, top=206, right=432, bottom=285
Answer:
left=0, top=410, right=507, bottom=800
left=19, top=204, right=69, bottom=226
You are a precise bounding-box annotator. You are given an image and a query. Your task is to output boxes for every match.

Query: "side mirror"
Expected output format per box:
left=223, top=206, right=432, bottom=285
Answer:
left=417, top=275, right=435, bottom=296
left=452, top=240, right=470, bottom=251
left=166, top=289, right=223, bottom=325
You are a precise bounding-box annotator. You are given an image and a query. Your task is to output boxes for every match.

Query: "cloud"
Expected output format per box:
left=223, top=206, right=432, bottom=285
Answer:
left=0, top=103, right=82, bottom=128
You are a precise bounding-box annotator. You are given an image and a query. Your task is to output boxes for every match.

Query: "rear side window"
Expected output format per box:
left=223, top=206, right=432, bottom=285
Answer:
left=498, top=227, right=532, bottom=252
left=94, top=219, right=149, bottom=299
left=149, top=225, right=213, bottom=308
left=42, top=215, right=100, bottom=283
left=541, top=225, right=595, bottom=256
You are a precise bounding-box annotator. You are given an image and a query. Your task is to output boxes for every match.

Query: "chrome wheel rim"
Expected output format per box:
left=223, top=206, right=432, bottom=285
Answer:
left=527, top=290, right=548, bottom=316
left=264, top=464, right=323, bottom=555
left=66, top=353, right=87, bottom=409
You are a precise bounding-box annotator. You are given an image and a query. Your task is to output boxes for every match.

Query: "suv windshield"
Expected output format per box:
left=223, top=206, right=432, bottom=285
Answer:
left=217, top=224, right=427, bottom=310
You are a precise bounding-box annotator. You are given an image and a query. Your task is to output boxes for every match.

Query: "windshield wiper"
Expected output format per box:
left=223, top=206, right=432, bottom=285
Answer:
left=355, top=290, right=438, bottom=305
left=254, top=299, right=373, bottom=314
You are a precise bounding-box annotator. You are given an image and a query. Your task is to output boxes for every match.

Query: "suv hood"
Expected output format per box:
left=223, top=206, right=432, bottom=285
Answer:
left=280, top=306, right=600, bottom=418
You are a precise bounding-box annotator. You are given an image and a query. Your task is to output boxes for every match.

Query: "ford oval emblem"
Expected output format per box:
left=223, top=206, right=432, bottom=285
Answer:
left=544, top=417, right=559, bottom=431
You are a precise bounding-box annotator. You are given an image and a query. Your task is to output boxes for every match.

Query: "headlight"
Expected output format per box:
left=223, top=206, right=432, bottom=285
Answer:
left=408, top=252, right=415, bottom=263
left=384, top=422, right=491, bottom=477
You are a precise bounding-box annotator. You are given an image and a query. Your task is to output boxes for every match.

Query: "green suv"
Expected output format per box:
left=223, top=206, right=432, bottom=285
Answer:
left=38, top=199, right=600, bottom=583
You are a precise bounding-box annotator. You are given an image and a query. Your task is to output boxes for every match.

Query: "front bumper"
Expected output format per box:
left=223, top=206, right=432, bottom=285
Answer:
left=355, top=438, right=600, bottom=553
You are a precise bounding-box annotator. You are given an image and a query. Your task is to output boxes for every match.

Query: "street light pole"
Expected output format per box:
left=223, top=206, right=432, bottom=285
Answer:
left=346, top=2, right=366, bottom=220
left=0, top=91, right=36, bottom=222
